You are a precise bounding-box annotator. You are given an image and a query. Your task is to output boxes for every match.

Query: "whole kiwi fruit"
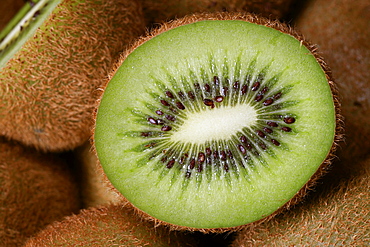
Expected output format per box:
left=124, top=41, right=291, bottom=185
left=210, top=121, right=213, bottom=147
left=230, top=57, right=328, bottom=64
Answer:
left=0, top=138, right=81, bottom=247
left=140, top=0, right=295, bottom=26
left=295, top=0, right=370, bottom=163
left=93, top=12, right=343, bottom=231
left=0, top=0, right=145, bottom=152
left=230, top=156, right=370, bottom=246
left=24, top=203, right=200, bottom=247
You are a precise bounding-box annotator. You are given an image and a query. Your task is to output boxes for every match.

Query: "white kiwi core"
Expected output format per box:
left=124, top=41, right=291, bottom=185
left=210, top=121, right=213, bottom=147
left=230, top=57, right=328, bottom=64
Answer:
left=171, top=104, right=257, bottom=144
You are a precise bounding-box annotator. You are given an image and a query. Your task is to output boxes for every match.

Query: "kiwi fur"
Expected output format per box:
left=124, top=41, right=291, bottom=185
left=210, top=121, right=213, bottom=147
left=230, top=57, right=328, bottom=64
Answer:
left=0, top=0, right=146, bottom=152
left=295, top=0, right=370, bottom=163
left=24, top=203, right=200, bottom=247
left=140, top=0, right=295, bottom=26
left=74, top=141, right=124, bottom=208
left=230, top=156, right=370, bottom=246
left=93, top=12, right=343, bottom=232
left=0, top=138, right=81, bottom=247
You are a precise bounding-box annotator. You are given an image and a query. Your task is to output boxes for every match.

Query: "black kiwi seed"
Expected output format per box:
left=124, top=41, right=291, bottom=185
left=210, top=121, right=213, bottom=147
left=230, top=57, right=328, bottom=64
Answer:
left=261, top=87, right=269, bottom=95
left=215, top=96, right=224, bottom=103
left=273, top=92, right=282, bottom=100
left=198, top=152, right=205, bottom=163
left=204, top=83, right=211, bottom=92
left=203, top=98, right=214, bottom=107
left=166, top=159, right=175, bottom=168
left=284, top=117, right=296, bottom=124
left=213, top=76, right=220, bottom=85
left=165, top=115, right=176, bottom=121
left=251, top=81, right=260, bottom=91
left=238, top=145, right=247, bottom=154
left=271, top=139, right=280, bottom=146
left=233, top=81, right=240, bottom=90
left=257, top=130, right=266, bottom=138
left=148, top=117, right=157, bottom=125
left=166, top=91, right=174, bottom=98
left=160, top=99, right=170, bottom=106
left=156, top=119, right=165, bottom=125
left=263, top=98, right=274, bottom=106
left=161, top=126, right=172, bottom=131
left=188, top=91, right=195, bottom=100
left=176, top=101, right=185, bottom=110
left=178, top=91, right=186, bottom=99
left=263, top=127, right=273, bottom=134
left=255, top=94, right=263, bottom=102
left=281, top=127, right=292, bottom=132
left=156, top=110, right=163, bottom=115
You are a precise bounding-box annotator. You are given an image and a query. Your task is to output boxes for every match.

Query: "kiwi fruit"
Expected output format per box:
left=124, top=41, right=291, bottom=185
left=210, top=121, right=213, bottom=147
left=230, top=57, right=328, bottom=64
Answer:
left=140, top=0, right=295, bottom=26
left=0, top=138, right=81, bottom=246
left=74, top=141, right=124, bottom=208
left=93, top=12, right=342, bottom=231
left=230, top=156, right=370, bottom=246
left=0, top=0, right=145, bottom=152
left=24, top=203, right=200, bottom=246
left=295, top=0, right=370, bottom=163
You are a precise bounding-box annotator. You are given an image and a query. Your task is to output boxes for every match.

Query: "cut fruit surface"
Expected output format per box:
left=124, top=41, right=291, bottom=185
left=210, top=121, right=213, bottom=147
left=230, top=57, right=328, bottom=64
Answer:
left=94, top=16, right=338, bottom=229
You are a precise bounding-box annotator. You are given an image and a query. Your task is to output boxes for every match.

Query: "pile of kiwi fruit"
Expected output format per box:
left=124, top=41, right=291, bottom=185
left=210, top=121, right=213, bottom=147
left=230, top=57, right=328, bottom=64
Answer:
left=1, top=0, right=368, bottom=246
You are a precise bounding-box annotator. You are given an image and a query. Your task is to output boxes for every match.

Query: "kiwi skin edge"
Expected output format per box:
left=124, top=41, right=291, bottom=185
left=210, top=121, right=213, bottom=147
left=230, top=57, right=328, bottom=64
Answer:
left=0, top=0, right=146, bottom=152
left=230, top=156, right=370, bottom=246
left=0, top=138, right=81, bottom=247
left=93, top=12, right=344, bottom=233
left=74, top=141, right=125, bottom=209
left=295, top=0, right=370, bottom=165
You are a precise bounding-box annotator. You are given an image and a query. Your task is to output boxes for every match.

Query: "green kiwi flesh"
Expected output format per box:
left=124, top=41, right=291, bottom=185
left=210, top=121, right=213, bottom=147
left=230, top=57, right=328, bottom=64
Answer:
left=94, top=14, right=339, bottom=229
left=295, top=0, right=370, bottom=162
left=231, top=157, right=370, bottom=246
left=74, top=141, right=124, bottom=208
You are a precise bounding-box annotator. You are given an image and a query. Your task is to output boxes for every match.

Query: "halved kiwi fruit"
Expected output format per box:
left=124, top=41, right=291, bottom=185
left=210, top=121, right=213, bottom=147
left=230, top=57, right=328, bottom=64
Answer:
left=94, top=13, right=342, bottom=231
left=24, top=203, right=200, bottom=246
left=0, top=0, right=145, bottom=151
left=0, top=138, right=81, bottom=246
left=231, top=156, right=370, bottom=246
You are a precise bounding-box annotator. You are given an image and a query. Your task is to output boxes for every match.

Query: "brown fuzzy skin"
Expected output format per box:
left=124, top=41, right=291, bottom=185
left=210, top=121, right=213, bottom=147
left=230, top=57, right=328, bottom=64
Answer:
left=295, top=0, right=370, bottom=164
left=140, top=0, right=294, bottom=26
left=74, top=142, right=124, bottom=208
left=0, top=138, right=81, bottom=247
left=0, top=0, right=146, bottom=152
left=24, top=203, right=200, bottom=247
left=95, top=12, right=343, bottom=233
left=0, top=0, right=24, bottom=31
left=230, top=156, right=370, bottom=246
